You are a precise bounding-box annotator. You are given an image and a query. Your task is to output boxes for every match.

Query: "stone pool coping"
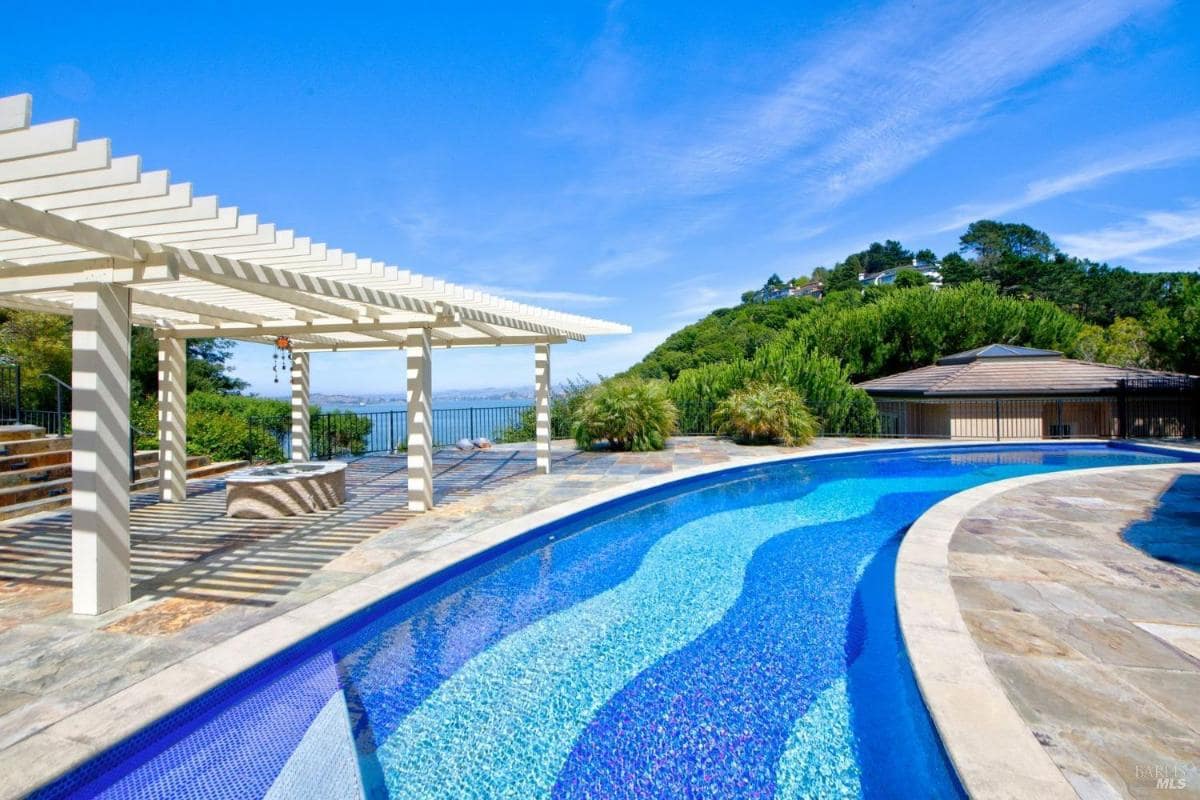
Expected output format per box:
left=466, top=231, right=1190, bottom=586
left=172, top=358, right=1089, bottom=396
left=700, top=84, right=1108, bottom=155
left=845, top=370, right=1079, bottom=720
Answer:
left=4, top=437, right=1176, bottom=797
left=897, top=459, right=1200, bottom=800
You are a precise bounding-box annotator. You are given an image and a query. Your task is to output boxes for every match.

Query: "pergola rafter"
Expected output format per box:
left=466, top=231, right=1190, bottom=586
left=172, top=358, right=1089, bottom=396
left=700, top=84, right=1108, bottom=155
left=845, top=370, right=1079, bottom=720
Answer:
left=0, top=93, right=630, bottom=616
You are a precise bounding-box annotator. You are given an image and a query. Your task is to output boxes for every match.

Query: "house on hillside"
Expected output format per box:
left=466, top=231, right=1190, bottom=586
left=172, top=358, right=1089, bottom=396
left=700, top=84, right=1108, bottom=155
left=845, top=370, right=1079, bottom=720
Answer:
left=751, top=280, right=824, bottom=303
left=860, top=259, right=943, bottom=288
left=856, top=344, right=1197, bottom=439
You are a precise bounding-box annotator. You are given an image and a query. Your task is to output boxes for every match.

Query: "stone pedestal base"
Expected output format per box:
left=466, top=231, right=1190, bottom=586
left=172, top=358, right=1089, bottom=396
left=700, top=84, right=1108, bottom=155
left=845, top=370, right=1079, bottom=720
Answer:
left=226, top=462, right=347, bottom=519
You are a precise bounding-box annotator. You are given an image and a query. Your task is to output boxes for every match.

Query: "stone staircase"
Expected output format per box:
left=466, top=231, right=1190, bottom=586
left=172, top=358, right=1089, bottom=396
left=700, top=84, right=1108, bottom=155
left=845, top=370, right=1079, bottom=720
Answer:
left=0, top=425, right=247, bottom=522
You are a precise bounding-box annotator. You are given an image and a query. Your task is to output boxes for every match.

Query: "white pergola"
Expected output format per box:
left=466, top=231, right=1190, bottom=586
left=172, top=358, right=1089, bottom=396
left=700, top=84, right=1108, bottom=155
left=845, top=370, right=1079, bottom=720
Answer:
left=0, top=94, right=629, bottom=615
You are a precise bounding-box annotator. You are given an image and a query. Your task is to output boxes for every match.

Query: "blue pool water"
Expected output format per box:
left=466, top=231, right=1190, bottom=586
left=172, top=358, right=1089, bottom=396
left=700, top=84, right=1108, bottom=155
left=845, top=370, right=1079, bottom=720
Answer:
left=38, top=443, right=1194, bottom=799
left=1124, top=472, right=1200, bottom=572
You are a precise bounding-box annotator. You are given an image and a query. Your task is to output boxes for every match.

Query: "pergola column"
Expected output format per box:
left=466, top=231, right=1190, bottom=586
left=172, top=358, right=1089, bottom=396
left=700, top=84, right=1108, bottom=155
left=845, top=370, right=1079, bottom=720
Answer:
left=535, top=343, right=552, bottom=474
left=406, top=328, right=433, bottom=512
left=156, top=337, right=187, bottom=502
left=71, top=282, right=132, bottom=615
left=290, top=351, right=310, bottom=462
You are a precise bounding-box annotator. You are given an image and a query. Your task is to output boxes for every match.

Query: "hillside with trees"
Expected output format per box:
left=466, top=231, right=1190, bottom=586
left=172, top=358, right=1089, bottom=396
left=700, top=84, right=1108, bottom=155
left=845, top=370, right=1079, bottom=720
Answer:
left=629, top=220, right=1198, bottom=382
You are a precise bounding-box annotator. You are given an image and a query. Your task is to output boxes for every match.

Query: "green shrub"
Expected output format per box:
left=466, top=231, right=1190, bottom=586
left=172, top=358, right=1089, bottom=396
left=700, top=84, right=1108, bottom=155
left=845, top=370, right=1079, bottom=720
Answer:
left=573, top=378, right=677, bottom=452
left=129, top=392, right=296, bottom=463
left=498, top=378, right=591, bottom=443
left=312, top=410, right=373, bottom=458
left=670, top=343, right=879, bottom=436
left=713, top=382, right=818, bottom=445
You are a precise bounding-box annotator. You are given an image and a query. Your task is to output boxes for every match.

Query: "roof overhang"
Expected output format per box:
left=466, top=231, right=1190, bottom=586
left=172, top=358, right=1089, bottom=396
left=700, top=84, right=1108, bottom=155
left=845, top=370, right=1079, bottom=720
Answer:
left=0, top=94, right=632, bottom=349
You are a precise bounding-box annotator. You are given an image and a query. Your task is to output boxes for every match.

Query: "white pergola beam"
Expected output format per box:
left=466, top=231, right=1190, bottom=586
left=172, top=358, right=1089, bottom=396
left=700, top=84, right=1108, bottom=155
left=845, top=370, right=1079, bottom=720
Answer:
left=0, top=138, right=110, bottom=184
left=292, top=334, right=570, bottom=351
left=0, top=259, right=174, bottom=295
left=0, top=196, right=143, bottom=261
left=0, top=119, right=77, bottom=162
left=0, top=155, right=140, bottom=199
left=131, top=287, right=270, bottom=325
left=0, top=94, right=31, bottom=132
left=32, top=170, right=170, bottom=213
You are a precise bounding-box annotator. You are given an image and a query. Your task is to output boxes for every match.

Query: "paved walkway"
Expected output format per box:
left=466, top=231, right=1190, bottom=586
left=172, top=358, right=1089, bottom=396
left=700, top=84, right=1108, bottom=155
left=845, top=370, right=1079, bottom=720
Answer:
left=0, top=436, right=866, bottom=768
left=949, top=468, right=1200, bottom=799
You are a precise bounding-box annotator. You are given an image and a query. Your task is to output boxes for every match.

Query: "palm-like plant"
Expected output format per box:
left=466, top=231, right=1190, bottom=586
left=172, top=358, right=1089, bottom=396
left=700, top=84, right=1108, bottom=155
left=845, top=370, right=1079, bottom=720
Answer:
left=573, top=377, right=678, bottom=451
left=713, top=382, right=818, bottom=446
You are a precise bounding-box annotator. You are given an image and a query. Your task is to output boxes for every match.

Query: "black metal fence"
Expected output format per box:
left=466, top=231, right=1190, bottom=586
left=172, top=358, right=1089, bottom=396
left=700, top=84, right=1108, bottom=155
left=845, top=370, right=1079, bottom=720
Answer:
left=246, top=405, right=534, bottom=462
left=871, top=377, right=1199, bottom=440
left=0, top=357, right=20, bottom=425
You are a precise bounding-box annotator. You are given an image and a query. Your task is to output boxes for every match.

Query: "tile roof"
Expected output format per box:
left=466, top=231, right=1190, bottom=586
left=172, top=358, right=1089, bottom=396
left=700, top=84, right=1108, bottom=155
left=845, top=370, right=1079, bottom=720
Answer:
left=857, top=346, right=1187, bottom=397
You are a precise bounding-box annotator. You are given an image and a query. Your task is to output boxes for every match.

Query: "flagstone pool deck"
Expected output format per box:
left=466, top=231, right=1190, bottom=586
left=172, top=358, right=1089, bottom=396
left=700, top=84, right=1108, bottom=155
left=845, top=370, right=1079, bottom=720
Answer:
left=900, top=463, right=1200, bottom=800
left=1, top=437, right=1197, bottom=798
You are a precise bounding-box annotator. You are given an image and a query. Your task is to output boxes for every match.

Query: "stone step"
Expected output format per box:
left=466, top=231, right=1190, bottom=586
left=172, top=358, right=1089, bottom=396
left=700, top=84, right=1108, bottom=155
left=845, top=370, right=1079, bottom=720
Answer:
left=132, top=454, right=209, bottom=481
left=0, top=460, right=251, bottom=519
left=0, top=450, right=70, bottom=472
left=0, top=462, right=73, bottom=488
left=185, top=460, right=249, bottom=480
left=0, top=477, right=72, bottom=506
left=130, top=460, right=247, bottom=492
left=0, top=493, right=71, bottom=522
left=0, top=436, right=72, bottom=457
left=0, top=425, right=47, bottom=442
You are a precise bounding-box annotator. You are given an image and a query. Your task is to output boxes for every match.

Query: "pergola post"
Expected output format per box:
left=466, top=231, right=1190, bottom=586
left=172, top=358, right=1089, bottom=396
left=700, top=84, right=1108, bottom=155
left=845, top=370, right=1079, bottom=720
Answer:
left=71, top=282, right=132, bottom=615
left=535, top=343, right=552, bottom=474
left=156, top=337, right=187, bottom=502
left=406, top=328, right=434, bottom=512
left=290, top=351, right=310, bottom=462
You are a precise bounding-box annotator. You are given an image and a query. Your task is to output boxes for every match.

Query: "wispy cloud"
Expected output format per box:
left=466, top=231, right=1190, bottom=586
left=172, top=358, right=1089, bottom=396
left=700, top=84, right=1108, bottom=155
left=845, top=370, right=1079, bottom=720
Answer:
left=664, top=274, right=750, bottom=321
left=587, top=245, right=671, bottom=277
left=1057, top=202, right=1200, bottom=261
left=930, top=122, right=1200, bottom=232
left=470, top=286, right=617, bottom=305
left=571, top=0, right=1165, bottom=207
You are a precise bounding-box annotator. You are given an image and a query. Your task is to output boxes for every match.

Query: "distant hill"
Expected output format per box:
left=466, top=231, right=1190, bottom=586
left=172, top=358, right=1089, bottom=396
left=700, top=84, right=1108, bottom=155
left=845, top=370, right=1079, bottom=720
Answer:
left=626, top=296, right=819, bottom=380
left=625, top=220, right=1197, bottom=381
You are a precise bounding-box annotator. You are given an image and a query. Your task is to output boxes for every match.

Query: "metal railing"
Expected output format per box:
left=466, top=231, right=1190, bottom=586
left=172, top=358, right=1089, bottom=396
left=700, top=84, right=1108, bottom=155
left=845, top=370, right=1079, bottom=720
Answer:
left=869, top=383, right=1199, bottom=440
left=244, top=405, right=535, bottom=462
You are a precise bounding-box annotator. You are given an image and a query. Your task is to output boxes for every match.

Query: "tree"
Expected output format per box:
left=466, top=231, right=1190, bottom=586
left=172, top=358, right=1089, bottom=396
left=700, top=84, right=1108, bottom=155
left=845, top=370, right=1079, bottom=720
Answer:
left=960, top=220, right=1056, bottom=263
left=765, top=273, right=785, bottom=289
left=825, top=260, right=863, bottom=293
left=1073, top=318, right=1152, bottom=368
left=914, top=248, right=937, bottom=265
left=959, top=220, right=1057, bottom=295
left=938, top=252, right=981, bottom=286
left=131, top=330, right=247, bottom=398
left=893, top=268, right=930, bottom=288
left=1146, top=278, right=1200, bottom=374
left=0, top=311, right=72, bottom=410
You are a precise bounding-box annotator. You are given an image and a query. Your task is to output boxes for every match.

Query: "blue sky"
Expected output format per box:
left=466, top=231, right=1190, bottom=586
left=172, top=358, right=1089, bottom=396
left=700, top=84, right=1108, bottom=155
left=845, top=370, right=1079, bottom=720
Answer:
left=4, top=1, right=1199, bottom=396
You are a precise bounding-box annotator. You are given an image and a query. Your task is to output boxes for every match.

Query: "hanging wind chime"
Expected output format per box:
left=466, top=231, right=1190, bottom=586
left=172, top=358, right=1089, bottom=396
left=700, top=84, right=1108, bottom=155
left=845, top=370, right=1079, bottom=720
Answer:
left=272, top=335, right=293, bottom=383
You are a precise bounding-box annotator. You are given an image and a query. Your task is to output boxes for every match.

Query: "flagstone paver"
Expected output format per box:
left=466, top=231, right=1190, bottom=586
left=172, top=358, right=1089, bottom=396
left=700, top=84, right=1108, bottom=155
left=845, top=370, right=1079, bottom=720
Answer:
left=948, top=468, right=1200, bottom=799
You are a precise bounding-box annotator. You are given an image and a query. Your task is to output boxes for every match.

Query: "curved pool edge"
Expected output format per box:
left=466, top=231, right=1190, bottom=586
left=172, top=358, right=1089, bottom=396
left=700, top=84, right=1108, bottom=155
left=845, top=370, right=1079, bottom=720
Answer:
left=895, top=460, right=1200, bottom=800
left=1, top=438, right=1168, bottom=798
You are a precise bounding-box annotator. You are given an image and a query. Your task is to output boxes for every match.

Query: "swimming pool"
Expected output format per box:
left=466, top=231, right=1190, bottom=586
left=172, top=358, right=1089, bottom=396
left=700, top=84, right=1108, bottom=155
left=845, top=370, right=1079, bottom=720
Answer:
left=36, top=443, right=1193, bottom=799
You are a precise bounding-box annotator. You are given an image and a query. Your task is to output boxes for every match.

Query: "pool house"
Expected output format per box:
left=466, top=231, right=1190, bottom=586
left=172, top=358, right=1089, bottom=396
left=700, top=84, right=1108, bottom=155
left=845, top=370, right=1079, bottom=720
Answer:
left=858, top=344, right=1199, bottom=439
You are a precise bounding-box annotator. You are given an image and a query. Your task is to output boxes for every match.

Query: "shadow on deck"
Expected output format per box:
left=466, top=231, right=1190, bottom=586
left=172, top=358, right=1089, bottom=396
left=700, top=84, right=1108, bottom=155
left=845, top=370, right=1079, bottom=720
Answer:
left=0, top=448, right=595, bottom=610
